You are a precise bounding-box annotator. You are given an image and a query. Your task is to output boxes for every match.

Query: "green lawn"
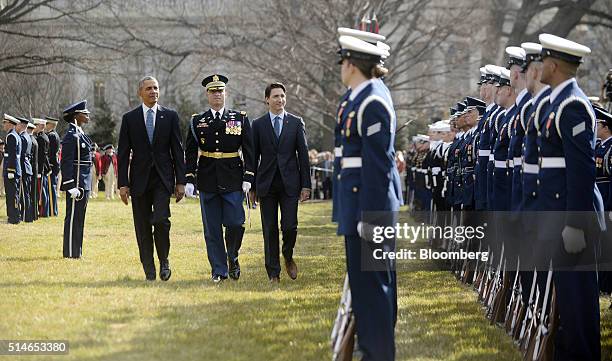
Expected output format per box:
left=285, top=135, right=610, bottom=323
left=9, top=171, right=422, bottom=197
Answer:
left=0, top=197, right=609, bottom=360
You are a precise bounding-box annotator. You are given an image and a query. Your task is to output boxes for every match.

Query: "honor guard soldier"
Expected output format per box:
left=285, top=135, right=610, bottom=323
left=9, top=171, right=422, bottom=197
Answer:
left=335, top=33, right=401, bottom=361
left=33, top=118, right=51, bottom=217
left=60, top=100, right=94, bottom=259
left=460, top=97, right=486, bottom=211
left=594, top=106, right=612, bottom=295
left=45, top=116, right=61, bottom=216
left=474, top=65, right=500, bottom=211
left=536, top=33, right=601, bottom=360
left=486, top=66, right=506, bottom=210
left=332, top=88, right=351, bottom=223
left=0, top=138, right=4, bottom=196
left=26, top=122, right=39, bottom=221
left=16, top=117, right=33, bottom=222
left=3, top=114, right=21, bottom=224
left=504, top=47, right=532, bottom=212
left=185, top=74, right=255, bottom=282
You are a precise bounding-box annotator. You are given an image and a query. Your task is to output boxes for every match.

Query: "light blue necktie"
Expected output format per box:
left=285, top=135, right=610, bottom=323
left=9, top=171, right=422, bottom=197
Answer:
left=146, top=108, right=154, bottom=143
left=273, top=116, right=281, bottom=138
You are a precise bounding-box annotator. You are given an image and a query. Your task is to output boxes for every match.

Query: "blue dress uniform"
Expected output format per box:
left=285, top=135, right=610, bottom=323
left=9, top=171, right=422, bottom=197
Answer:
left=17, top=118, right=34, bottom=223
left=185, top=74, right=255, bottom=281
left=461, top=97, right=486, bottom=210
left=45, top=117, right=61, bottom=217
left=3, top=114, right=22, bottom=224
left=594, top=106, right=612, bottom=294
left=522, top=86, right=551, bottom=211
left=507, top=89, right=532, bottom=211
left=535, top=33, right=600, bottom=361
left=336, top=34, right=401, bottom=361
left=332, top=89, right=351, bottom=223
left=60, top=101, right=93, bottom=259
left=474, top=101, right=497, bottom=211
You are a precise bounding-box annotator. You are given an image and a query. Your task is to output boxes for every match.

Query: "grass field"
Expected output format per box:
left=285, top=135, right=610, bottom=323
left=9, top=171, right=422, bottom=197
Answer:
left=0, top=196, right=610, bottom=360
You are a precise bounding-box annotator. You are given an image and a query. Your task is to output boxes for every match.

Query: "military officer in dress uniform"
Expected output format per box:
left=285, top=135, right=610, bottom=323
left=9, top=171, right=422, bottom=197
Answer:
left=185, top=74, right=255, bottom=282
left=535, top=33, right=600, bottom=360
left=3, top=114, right=21, bottom=224
left=519, top=41, right=552, bottom=304
left=60, top=100, right=94, bottom=259
left=332, top=87, right=351, bottom=223
left=335, top=33, right=401, bottom=360
left=505, top=46, right=532, bottom=213
left=595, top=106, right=612, bottom=295
left=26, top=122, right=39, bottom=221
left=16, top=117, right=33, bottom=222
left=33, top=118, right=51, bottom=217
left=45, top=116, right=61, bottom=216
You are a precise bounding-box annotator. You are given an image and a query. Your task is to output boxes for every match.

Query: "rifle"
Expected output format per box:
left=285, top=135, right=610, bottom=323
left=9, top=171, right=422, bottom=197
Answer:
left=472, top=241, right=483, bottom=286
left=331, top=275, right=356, bottom=361
left=527, top=264, right=554, bottom=361
left=477, top=246, right=492, bottom=299
left=515, top=269, right=540, bottom=344
left=504, top=258, right=521, bottom=333
left=486, top=244, right=504, bottom=316
left=491, top=260, right=510, bottom=325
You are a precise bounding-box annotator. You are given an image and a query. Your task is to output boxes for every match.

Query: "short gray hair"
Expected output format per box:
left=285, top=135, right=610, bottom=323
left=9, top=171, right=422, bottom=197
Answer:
left=138, top=76, right=158, bottom=91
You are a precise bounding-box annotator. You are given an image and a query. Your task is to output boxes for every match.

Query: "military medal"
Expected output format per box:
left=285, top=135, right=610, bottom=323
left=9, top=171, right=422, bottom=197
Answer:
left=346, top=111, right=355, bottom=137
left=545, top=112, right=554, bottom=138
left=337, top=101, right=348, bottom=124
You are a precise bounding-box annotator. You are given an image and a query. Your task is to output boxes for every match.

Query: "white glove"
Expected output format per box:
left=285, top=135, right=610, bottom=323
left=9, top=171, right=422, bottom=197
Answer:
left=185, top=183, right=195, bottom=198
left=68, top=188, right=80, bottom=199
left=242, top=181, right=251, bottom=194
left=357, top=221, right=364, bottom=238
left=562, top=226, right=586, bottom=254
left=7, top=173, right=14, bottom=180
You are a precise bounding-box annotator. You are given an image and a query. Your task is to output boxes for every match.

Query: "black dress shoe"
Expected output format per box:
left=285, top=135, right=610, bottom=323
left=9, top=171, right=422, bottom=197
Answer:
left=229, top=258, right=240, bottom=280
left=143, top=264, right=156, bottom=281
left=160, top=260, right=171, bottom=281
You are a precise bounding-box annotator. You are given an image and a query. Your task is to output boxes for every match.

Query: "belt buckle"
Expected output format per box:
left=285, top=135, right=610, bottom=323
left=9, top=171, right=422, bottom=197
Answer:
left=213, top=151, right=222, bottom=158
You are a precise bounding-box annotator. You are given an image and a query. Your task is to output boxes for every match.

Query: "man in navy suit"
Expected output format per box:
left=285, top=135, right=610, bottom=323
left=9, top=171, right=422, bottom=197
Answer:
left=251, top=82, right=311, bottom=282
left=118, top=76, right=186, bottom=281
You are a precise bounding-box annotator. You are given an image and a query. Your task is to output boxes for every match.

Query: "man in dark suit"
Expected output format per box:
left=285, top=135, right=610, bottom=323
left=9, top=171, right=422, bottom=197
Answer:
left=251, top=82, right=311, bottom=282
left=118, top=76, right=186, bottom=281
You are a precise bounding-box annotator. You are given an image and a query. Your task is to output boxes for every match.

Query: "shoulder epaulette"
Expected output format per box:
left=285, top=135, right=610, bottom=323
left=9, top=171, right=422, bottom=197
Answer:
left=240, top=111, right=247, bottom=116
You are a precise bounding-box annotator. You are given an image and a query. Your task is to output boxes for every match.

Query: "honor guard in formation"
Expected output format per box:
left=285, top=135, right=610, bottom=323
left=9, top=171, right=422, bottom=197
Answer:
left=185, top=74, right=255, bottom=283
left=3, top=114, right=21, bottom=224
left=33, top=118, right=51, bottom=217
left=26, top=122, right=39, bottom=222
left=60, top=100, right=94, bottom=259
left=45, top=116, right=61, bottom=216
left=16, top=117, right=34, bottom=223
left=331, top=25, right=402, bottom=361
left=417, top=33, right=609, bottom=360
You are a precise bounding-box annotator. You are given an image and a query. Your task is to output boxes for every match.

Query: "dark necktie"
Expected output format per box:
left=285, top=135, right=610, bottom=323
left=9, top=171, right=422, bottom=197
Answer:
left=145, top=109, right=154, bottom=143
left=215, top=112, right=221, bottom=122
left=274, top=116, right=281, bottom=138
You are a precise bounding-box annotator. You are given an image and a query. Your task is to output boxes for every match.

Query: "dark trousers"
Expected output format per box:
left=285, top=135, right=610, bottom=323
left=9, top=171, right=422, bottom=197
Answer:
left=50, top=173, right=59, bottom=216
left=4, top=175, right=20, bottom=224
left=39, top=175, right=50, bottom=217
left=31, top=175, right=38, bottom=221
left=130, top=170, right=171, bottom=269
left=553, top=271, right=600, bottom=361
left=63, top=190, right=89, bottom=258
left=345, top=235, right=396, bottom=361
left=20, top=174, right=32, bottom=222
left=259, top=170, right=299, bottom=278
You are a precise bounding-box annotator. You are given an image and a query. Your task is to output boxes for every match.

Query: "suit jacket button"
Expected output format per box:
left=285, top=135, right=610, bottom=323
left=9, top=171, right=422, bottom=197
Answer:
left=215, top=140, right=219, bottom=144
left=536, top=179, right=540, bottom=185
left=337, top=175, right=341, bottom=180
left=555, top=193, right=559, bottom=199
left=215, top=132, right=218, bottom=135
left=216, top=148, right=219, bottom=151
left=352, top=187, right=358, bottom=193
left=532, top=192, right=536, bottom=197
